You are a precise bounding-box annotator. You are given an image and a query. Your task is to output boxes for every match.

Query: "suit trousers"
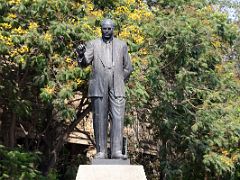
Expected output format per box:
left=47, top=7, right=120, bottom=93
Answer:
left=91, top=69, right=125, bottom=156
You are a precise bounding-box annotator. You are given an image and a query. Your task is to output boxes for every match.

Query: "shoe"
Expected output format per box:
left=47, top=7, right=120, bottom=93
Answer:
left=111, top=151, right=128, bottom=160
left=94, top=152, right=107, bottom=159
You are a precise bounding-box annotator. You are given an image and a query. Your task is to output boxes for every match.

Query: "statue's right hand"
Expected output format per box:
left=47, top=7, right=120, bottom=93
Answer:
left=76, top=44, right=86, bottom=56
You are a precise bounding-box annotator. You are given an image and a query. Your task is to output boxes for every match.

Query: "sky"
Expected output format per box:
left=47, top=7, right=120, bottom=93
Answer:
left=217, top=0, right=240, bottom=20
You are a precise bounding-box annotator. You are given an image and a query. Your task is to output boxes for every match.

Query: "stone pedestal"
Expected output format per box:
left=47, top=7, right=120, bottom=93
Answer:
left=92, top=159, right=130, bottom=165
left=76, top=164, right=147, bottom=180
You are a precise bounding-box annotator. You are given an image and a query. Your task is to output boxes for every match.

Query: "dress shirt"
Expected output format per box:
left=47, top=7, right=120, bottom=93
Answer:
left=102, top=40, right=113, bottom=68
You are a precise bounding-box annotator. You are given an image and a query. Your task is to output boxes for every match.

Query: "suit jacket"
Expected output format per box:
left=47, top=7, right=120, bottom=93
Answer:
left=78, top=37, right=133, bottom=97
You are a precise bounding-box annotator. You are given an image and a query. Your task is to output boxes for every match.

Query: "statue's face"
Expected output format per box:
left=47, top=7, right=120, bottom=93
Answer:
left=101, top=21, right=114, bottom=41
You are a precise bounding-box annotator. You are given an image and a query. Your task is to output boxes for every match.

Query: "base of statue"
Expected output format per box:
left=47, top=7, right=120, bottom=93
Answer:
left=92, top=158, right=130, bottom=165
left=75, top=163, right=147, bottom=180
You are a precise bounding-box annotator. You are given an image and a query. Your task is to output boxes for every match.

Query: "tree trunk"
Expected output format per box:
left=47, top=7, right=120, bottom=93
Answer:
left=40, top=105, right=91, bottom=176
left=1, top=110, right=16, bottom=148
left=9, top=113, right=16, bottom=148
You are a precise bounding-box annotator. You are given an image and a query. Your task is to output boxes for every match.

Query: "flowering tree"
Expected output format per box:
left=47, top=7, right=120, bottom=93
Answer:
left=0, top=0, right=239, bottom=179
left=0, top=0, right=152, bottom=177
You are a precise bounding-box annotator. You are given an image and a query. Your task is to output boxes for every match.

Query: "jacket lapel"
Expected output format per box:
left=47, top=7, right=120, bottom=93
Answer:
left=112, top=38, right=118, bottom=67
left=98, top=39, right=106, bottom=67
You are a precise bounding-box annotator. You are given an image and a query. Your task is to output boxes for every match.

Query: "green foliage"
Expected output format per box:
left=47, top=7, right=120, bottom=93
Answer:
left=0, top=145, right=59, bottom=179
left=190, top=62, right=240, bottom=178
left=0, top=0, right=240, bottom=179
left=139, top=0, right=240, bottom=179
left=0, top=0, right=153, bottom=177
left=0, top=145, right=41, bottom=179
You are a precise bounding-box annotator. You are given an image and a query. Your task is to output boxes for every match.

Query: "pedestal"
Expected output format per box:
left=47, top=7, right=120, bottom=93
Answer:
left=92, top=158, right=130, bottom=165
left=76, top=164, right=147, bottom=180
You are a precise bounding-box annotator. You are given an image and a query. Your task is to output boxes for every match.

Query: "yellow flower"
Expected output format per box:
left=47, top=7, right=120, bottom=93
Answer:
left=215, top=64, right=223, bottom=73
left=231, top=154, right=239, bottom=162
left=84, top=66, right=92, bottom=73
left=134, top=35, right=144, bottom=45
left=86, top=3, right=94, bottom=11
left=128, top=25, right=140, bottom=33
left=139, top=1, right=148, bottom=8
left=9, top=0, right=21, bottom=5
left=68, top=64, right=75, bottom=70
left=129, top=8, right=154, bottom=22
left=82, top=23, right=92, bottom=30
left=70, top=18, right=76, bottom=23
left=76, top=79, right=84, bottom=85
left=0, top=34, right=4, bottom=41
left=140, top=48, right=148, bottom=55
left=126, top=0, right=135, bottom=5
left=72, top=61, right=78, bottom=67
left=0, top=23, right=12, bottom=29
left=90, top=10, right=103, bottom=18
left=119, top=29, right=131, bottom=39
left=129, top=13, right=141, bottom=21
left=222, top=150, right=229, bottom=156
left=142, top=59, right=148, bottom=65
left=67, top=43, right=73, bottom=48
left=75, top=2, right=81, bottom=8
left=7, top=13, right=17, bottom=19
left=211, top=40, right=221, bottom=48
left=10, top=50, right=18, bottom=57
left=206, top=5, right=213, bottom=12
left=43, top=32, right=52, bottom=42
left=144, top=11, right=154, bottom=19
left=220, top=155, right=233, bottom=166
left=18, top=57, right=25, bottom=64
left=0, top=34, right=14, bottom=46
left=131, top=56, right=138, bottom=64
left=116, top=6, right=130, bottom=15
left=29, top=22, right=38, bottom=30
left=18, top=45, right=29, bottom=54
left=94, top=27, right=101, bottom=37
left=65, top=57, right=72, bottom=63
left=119, top=25, right=144, bottom=44
left=44, top=86, right=55, bottom=94
left=53, top=53, right=59, bottom=59
left=6, top=40, right=14, bottom=46
left=12, top=27, right=27, bottom=35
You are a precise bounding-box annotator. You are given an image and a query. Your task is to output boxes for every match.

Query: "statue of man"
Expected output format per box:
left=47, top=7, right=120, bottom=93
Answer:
left=76, top=19, right=133, bottom=159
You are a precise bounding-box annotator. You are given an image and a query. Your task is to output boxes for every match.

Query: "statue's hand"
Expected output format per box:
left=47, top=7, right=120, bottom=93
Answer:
left=76, top=43, right=86, bottom=57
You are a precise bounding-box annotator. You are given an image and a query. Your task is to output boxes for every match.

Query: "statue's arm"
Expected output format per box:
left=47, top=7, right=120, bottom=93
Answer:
left=123, top=43, right=133, bottom=81
left=77, top=41, right=94, bottom=67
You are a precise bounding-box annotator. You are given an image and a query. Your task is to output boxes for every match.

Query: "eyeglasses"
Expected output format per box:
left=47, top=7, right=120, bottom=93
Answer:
left=102, top=28, right=113, bottom=30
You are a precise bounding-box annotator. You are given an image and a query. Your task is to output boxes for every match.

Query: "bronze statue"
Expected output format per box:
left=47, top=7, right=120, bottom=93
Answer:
left=76, top=19, right=133, bottom=159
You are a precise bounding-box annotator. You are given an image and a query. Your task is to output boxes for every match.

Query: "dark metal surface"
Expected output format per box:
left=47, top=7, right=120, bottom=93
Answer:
left=76, top=19, right=133, bottom=159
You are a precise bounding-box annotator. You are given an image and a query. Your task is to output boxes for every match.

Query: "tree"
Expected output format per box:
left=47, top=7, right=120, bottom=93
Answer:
left=0, top=0, right=239, bottom=179
left=0, top=0, right=153, bottom=177
left=137, top=0, right=240, bottom=179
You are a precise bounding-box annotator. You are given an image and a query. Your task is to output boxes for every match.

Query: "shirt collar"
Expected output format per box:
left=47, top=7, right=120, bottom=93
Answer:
left=102, top=37, right=113, bottom=44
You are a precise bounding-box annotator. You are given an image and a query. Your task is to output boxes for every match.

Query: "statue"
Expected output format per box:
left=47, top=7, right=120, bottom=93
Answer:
left=76, top=19, right=133, bottom=159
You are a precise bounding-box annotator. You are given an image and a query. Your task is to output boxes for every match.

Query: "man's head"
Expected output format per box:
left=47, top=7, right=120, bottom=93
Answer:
left=101, top=19, right=114, bottom=41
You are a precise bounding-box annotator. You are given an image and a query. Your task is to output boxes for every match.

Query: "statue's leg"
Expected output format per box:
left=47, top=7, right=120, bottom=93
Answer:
left=92, top=96, right=108, bottom=158
left=109, top=89, right=125, bottom=158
